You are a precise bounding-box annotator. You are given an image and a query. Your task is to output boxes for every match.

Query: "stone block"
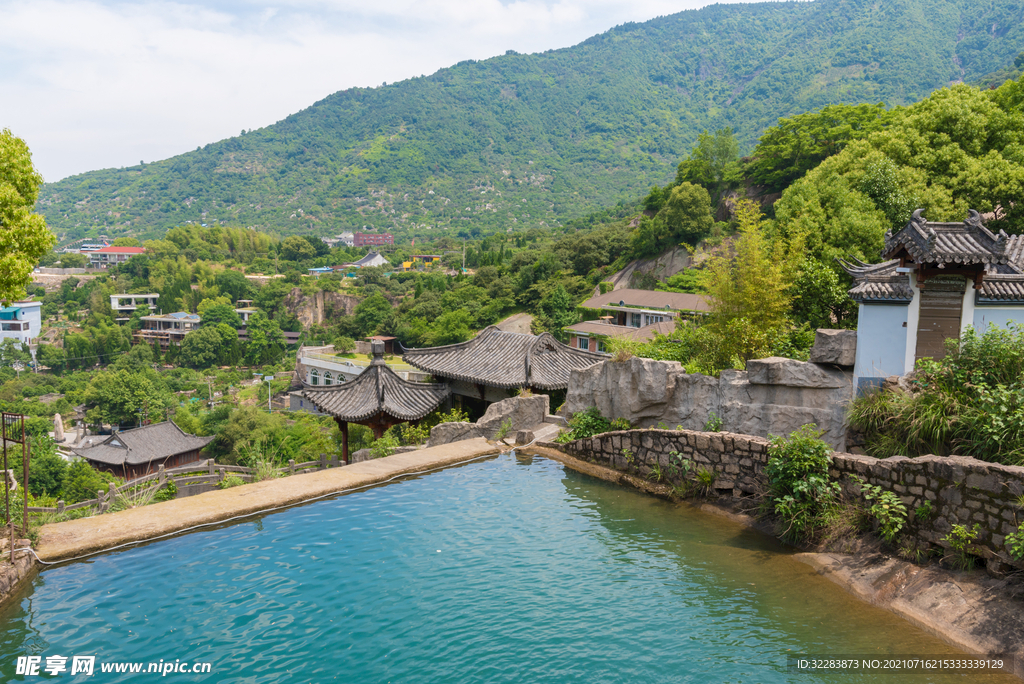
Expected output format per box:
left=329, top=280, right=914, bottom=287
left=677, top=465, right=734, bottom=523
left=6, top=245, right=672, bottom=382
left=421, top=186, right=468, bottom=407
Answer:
left=745, top=356, right=849, bottom=388
left=808, top=329, right=858, bottom=366
left=515, top=430, right=535, bottom=446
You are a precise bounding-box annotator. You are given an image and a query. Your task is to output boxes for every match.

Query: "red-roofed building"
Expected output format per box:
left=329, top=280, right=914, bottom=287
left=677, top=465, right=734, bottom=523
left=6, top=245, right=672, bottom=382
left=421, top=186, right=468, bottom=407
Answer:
left=354, top=232, right=394, bottom=247
left=89, top=245, right=146, bottom=268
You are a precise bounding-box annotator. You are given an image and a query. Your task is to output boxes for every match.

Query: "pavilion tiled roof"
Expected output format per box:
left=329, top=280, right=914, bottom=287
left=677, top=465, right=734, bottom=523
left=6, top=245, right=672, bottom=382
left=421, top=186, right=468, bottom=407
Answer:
left=302, top=352, right=449, bottom=422
left=71, top=422, right=214, bottom=467
left=402, top=326, right=607, bottom=390
left=882, top=209, right=1015, bottom=266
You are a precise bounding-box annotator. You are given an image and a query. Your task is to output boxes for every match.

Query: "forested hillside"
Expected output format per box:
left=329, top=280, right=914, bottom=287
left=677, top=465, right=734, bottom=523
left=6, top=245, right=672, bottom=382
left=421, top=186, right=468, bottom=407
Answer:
left=37, top=0, right=1024, bottom=242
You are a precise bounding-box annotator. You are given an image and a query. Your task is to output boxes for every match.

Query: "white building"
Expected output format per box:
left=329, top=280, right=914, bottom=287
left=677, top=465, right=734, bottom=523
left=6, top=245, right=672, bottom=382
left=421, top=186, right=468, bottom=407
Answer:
left=0, top=301, right=42, bottom=348
left=338, top=232, right=355, bottom=247
left=110, top=294, right=159, bottom=323
left=843, top=210, right=1024, bottom=394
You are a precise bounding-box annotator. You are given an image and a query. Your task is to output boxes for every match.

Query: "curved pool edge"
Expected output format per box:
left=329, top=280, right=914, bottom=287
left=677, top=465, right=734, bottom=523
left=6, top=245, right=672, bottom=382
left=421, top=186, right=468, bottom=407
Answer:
left=32, top=438, right=499, bottom=565
left=532, top=444, right=1024, bottom=681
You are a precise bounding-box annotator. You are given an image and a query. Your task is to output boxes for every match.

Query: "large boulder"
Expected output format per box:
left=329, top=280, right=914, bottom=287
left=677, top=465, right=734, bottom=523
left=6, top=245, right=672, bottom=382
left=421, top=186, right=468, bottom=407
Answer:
left=427, top=422, right=481, bottom=447
left=808, top=329, right=858, bottom=367
left=746, top=357, right=848, bottom=388
left=427, top=394, right=552, bottom=447
left=475, top=393, right=549, bottom=439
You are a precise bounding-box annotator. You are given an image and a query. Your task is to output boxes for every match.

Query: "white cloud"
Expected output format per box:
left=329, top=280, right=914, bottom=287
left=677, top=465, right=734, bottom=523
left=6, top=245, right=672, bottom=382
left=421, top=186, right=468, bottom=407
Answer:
left=0, top=1, right=754, bottom=182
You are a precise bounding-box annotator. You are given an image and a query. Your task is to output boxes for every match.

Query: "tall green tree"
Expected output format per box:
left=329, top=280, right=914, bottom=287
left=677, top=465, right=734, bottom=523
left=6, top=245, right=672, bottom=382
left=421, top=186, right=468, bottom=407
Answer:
left=0, top=129, right=57, bottom=300
left=745, top=103, right=889, bottom=192
left=675, top=128, right=742, bottom=205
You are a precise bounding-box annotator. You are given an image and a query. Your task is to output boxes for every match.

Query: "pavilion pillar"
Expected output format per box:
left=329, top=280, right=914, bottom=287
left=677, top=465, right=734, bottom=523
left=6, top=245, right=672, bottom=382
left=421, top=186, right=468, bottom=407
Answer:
left=335, top=418, right=350, bottom=464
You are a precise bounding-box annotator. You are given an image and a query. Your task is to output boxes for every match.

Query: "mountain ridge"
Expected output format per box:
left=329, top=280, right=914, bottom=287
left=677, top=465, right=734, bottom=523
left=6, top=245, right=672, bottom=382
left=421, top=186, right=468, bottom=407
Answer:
left=37, top=0, right=1024, bottom=242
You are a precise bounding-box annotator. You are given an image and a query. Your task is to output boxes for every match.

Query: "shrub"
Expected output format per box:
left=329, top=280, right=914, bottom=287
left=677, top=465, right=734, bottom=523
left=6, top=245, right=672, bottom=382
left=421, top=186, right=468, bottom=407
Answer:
left=764, top=425, right=840, bottom=543
left=219, top=475, right=245, bottom=490
left=849, top=475, right=907, bottom=543
left=1005, top=524, right=1024, bottom=561
left=370, top=432, right=400, bottom=459
left=154, top=481, right=177, bottom=502
left=555, top=406, right=612, bottom=443
left=848, top=324, right=1024, bottom=464
left=942, top=523, right=980, bottom=571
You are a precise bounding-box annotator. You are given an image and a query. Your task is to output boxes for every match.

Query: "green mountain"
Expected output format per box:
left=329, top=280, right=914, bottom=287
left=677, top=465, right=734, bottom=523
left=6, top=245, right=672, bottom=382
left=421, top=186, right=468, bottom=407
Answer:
left=37, top=0, right=1024, bottom=243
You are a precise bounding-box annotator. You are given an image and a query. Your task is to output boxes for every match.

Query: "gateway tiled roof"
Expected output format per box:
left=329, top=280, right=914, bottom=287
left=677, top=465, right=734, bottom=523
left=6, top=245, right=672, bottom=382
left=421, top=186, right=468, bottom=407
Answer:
left=580, top=288, right=710, bottom=312
left=838, top=259, right=915, bottom=303
left=977, top=275, right=1024, bottom=303
left=402, top=326, right=607, bottom=390
left=883, top=209, right=1016, bottom=266
left=71, top=422, right=214, bottom=466
left=303, top=346, right=449, bottom=422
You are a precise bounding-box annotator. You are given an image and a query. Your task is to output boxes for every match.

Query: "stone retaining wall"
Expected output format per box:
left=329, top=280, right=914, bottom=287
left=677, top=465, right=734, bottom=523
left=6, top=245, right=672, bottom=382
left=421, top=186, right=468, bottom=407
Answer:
left=565, top=356, right=852, bottom=450
left=561, top=429, right=1024, bottom=571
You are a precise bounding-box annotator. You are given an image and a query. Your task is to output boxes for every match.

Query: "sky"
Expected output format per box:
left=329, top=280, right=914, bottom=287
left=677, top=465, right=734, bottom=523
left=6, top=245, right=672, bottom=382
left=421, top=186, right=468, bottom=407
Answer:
left=0, top=0, right=764, bottom=183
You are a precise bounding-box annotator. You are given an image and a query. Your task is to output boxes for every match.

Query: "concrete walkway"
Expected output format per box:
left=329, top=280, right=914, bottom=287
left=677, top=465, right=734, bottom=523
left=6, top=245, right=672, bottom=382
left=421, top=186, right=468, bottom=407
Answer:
left=35, top=438, right=498, bottom=563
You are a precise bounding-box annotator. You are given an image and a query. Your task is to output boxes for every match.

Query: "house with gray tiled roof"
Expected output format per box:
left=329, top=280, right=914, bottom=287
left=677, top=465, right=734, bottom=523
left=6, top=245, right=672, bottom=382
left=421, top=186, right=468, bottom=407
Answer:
left=841, top=209, right=1024, bottom=393
left=71, top=421, right=214, bottom=480
left=402, top=326, right=606, bottom=403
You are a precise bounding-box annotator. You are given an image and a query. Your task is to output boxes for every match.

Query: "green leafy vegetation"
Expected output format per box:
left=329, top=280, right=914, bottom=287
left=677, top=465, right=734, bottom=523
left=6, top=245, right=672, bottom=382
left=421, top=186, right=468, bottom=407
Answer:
left=942, top=523, right=980, bottom=571
left=764, top=425, right=841, bottom=544
left=849, top=475, right=907, bottom=544
left=848, top=324, right=1024, bottom=464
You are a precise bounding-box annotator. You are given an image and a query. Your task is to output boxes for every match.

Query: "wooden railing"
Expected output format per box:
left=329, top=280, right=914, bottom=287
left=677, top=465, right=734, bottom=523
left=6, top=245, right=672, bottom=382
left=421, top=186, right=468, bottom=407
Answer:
left=26, top=454, right=345, bottom=518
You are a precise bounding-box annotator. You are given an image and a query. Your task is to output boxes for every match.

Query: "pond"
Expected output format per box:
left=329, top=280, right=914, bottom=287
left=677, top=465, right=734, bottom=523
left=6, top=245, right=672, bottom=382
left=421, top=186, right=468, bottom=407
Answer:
left=0, top=453, right=1012, bottom=682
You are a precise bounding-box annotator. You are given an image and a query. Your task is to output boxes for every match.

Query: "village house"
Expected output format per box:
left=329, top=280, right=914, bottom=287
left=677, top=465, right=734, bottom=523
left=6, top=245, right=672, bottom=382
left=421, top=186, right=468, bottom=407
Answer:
left=72, top=421, right=214, bottom=480
left=110, top=294, right=159, bottom=324
left=0, top=301, right=41, bottom=349
left=843, top=209, right=1024, bottom=393
left=133, top=311, right=200, bottom=349
left=88, top=245, right=146, bottom=268
left=564, top=289, right=710, bottom=352
left=354, top=232, right=394, bottom=247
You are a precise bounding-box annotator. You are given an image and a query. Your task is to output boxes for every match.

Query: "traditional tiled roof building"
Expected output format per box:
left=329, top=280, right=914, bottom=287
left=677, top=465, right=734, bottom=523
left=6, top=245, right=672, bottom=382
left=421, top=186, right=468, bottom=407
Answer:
left=302, top=340, right=450, bottom=461
left=72, top=421, right=214, bottom=480
left=402, top=326, right=606, bottom=401
left=841, top=209, right=1024, bottom=392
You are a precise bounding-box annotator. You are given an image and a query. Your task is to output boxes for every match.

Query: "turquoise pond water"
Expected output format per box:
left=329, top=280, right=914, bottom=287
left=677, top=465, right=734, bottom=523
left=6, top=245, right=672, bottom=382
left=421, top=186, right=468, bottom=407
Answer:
left=0, top=453, right=1014, bottom=683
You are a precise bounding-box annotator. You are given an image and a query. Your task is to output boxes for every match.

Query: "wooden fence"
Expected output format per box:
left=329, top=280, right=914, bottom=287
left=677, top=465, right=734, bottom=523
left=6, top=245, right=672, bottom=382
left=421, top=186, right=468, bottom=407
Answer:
left=27, top=454, right=345, bottom=518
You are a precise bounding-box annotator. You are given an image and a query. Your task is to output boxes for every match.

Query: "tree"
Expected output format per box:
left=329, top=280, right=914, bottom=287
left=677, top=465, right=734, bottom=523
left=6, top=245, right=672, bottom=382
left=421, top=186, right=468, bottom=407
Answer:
left=790, top=258, right=857, bottom=330
left=661, top=183, right=714, bottom=246
left=244, top=310, right=286, bottom=365
left=215, top=269, right=253, bottom=302
left=0, top=129, right=56, bottom=301
left=0, top=338, right=32, bottom=367
left=62, top=460, right=116, bottom=504
left=428, top=309, right=473, bottom=345
left=354, top=292, right=392, bottom=336
left=674, top=128, right=742, bottom=205
left=83, top=369, right=169, bottom=427
left=704, top=200, right=801, bottom=362
left=198, top=301, right=243, bottom=328
left=745, top=103, right=889, bottom=192
left=536, top=284, right=579, bottom=342
left=280, top=235, right=316, bottom=261
left=179, top=326, right=225, bottom=368
left=57, top=252, right=88, bottom=269
left=112, top=237, right=141, bottom=247
left=37, top=343, right=66, bottom=373
left=774, top=82, right=1024, bottom=254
